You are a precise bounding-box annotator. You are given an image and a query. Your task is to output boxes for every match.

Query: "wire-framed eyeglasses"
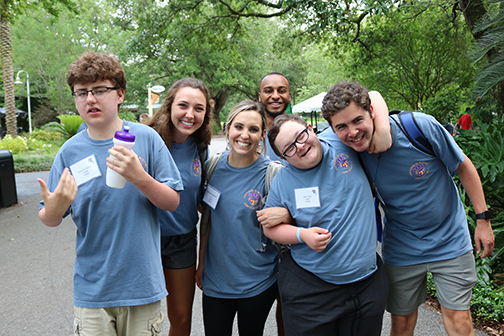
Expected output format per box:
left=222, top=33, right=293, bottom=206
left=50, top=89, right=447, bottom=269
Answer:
left=282, top=126, right=309, bottom=158
left=72, top=87, right=118, bottom=101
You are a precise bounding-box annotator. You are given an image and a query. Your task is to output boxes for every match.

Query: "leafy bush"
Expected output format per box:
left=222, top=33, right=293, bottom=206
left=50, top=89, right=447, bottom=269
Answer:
left=28, top=129, right=64, bottom=145
left=0, top=134, right=50, bottom=154
left=42, top=114, right=84, bottom=139
left=455, top=118, right=504, bottom=276
left=471, top=282, right=504, bottom=322
left=118, top=112, right=137, bottom=122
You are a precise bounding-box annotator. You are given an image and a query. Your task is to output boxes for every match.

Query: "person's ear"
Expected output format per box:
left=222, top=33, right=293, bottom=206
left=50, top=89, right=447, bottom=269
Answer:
left=117, top=88, right=125, bottom=103
left=369, top=105, right=375, bottom=120
left=258, top=92, right=262, bottom=103
left=261, top=128, right=266, bottom=141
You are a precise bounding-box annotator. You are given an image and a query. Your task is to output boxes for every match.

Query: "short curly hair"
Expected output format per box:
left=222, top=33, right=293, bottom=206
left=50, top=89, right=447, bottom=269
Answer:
left=321, top=81, right=371, bottom=126
left=66, top=51, right=126, bottom=92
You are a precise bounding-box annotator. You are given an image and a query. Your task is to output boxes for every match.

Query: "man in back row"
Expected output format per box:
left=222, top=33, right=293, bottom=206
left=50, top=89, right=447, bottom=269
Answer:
left=258, top=72, right=292, bottom=161
left=320, top=81, right=494, bottom=336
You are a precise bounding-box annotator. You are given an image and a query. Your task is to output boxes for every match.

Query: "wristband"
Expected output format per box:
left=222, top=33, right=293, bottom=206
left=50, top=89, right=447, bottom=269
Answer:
left=296, top=227, right=304, bottom=244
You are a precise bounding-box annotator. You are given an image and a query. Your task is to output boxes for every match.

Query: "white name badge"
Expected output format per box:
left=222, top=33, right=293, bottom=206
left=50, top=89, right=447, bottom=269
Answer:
left=70, top=154, right=102, bottom=186
left=295, top=186, right=321, bottom=209
left=203, top=184, right=221, bottom=210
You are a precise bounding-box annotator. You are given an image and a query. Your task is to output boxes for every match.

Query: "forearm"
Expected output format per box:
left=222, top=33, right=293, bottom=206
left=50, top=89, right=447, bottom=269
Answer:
left=133, top=171, right=180, bottom=211
left=38, top=208, right=63, bottom=227
left=264, top=224, right=300, bottom=245
left=457, top=155, right=487, bottom=213
left=368, top=90, right=392, bottom=153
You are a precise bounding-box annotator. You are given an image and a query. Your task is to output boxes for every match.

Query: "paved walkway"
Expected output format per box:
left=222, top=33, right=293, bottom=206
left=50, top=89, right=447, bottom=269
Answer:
left=0, top=136, right=488, bottom=335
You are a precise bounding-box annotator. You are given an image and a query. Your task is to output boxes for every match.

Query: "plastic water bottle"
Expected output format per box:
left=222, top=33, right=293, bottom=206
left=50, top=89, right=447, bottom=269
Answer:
left=106, top=126, right=136, bottom=189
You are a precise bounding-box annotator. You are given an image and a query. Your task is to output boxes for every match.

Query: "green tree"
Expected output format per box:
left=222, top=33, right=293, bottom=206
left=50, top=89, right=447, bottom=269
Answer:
left=11, top=0, right=133, bottom=117
left=337, top=5, right=474, bottom=113
left=1, top=0, right=76, bottom=136
left=121, top=0, right=304, bottom=129
left=468, top=0, right=504, bottom=111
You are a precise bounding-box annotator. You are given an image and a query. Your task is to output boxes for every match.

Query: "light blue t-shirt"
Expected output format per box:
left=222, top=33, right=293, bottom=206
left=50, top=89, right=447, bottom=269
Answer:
left=159, top=137, right=205, bottom=236
left=202, top=152, right=279, bottom=299
left=360, top=112, right=471, bottom=266
left=265, top=141, right=377, bottom=285
left=40, top=121, right=183, bottom=308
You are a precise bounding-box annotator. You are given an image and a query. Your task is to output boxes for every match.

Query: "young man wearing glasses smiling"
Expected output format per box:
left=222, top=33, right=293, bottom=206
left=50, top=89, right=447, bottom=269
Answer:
left=260, top=114, right=389, bottom=335
left=37, top=51, right=183, bottom=335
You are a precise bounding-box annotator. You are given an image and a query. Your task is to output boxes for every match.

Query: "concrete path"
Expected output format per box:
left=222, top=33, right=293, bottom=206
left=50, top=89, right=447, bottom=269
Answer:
left=0, top=136, right=488, bottom=335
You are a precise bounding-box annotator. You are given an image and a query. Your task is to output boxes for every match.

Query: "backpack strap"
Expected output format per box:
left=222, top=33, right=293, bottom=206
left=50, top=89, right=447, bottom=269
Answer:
left=197, top=142, right=208, bottom=196
left=257, top=160, right=284, bottom=252
left=200, top=152, right=222, bottom=235
left=390, top=110, right=434, bottom=156
left=260, top=160, right=284, bottom=208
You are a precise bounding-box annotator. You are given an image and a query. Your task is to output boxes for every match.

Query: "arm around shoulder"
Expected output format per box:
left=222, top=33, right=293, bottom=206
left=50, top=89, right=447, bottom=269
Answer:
left=368, top=91, right=392, bottom=154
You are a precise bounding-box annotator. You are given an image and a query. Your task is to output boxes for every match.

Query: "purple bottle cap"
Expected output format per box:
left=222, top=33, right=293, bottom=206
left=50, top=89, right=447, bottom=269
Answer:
left=114, top=126, right=135, bottom=142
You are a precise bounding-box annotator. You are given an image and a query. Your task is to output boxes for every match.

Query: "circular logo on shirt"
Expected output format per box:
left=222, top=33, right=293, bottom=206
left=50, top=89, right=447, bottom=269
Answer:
left=333, top=154, right=353, bottom=174
left=192, top=158, right=202, bottom=177
left=138, top=156, right=148, bottom=171
left=244, top=189, right=263, bottom=209
left=409, top=161, right=429, bottom=179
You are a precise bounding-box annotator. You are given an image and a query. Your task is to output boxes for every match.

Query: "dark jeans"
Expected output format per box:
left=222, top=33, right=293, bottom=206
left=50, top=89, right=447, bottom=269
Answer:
left=278, top=251, right=388, bottom=336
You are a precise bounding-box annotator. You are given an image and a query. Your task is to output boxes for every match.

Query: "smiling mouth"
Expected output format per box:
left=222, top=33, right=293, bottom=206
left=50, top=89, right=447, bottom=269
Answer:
left=181, top=121, right=194, bottom=127
left=237, top=141, right=250, bottom=148
left=300, top=146, right=311, bottom=157
left=350, top=135, right=364, bottom=142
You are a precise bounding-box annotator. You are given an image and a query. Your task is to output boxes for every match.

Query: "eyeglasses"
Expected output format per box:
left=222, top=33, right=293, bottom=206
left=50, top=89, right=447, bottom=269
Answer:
left=72, top=87, right=118, bottom=101
left=282, top=126, right=309, bottom=158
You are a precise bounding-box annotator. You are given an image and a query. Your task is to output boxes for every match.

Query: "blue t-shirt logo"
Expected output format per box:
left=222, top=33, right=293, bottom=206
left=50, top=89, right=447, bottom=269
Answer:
left=244, top=189, right=262, bottom=209
left=192, top=158, right=202, bottom=177
left=333, top=154, right=353, bottom=174
left=409, top=161, right=429, bottom=179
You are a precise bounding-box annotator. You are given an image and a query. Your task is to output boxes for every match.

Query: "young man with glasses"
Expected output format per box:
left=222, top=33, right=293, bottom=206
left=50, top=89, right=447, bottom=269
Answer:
left=261, top=114, right=388, bottom=335
left=37, top=51, right=183, bottom=335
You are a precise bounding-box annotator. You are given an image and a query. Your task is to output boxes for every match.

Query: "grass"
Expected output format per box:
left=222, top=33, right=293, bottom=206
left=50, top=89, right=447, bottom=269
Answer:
left=13, top=152, right=56, bottom=173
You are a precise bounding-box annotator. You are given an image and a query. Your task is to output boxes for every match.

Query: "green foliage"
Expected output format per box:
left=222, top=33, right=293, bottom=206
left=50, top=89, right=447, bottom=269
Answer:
left=338, top=5, right=474, bottom=111
left=455, top=117, right=504, bottom=291
left=471, top=282, right=504, bottom=322
left=421, top=88, right=470, bottom=124
left=28, top=129, right=64, bottom=145
left=13, top=152, right=55, bottom=173
left=0, top=134, right=52, bottom=154
left=42, top=114, right=84, bottom=139
left=118, top=112, right=137, bottom=122
left=469, top=0, right=504, bottom=100
left=211, top=120, right=220, bottom=135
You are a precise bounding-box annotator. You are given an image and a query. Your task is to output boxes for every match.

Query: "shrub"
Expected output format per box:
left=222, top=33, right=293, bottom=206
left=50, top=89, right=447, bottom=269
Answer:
left=28, top=129, right=64, bottom=145
left=118, top=112, right=137, bottom=122
left=42, top=114, right=84, bottom=139
left=471, top=282, right=504, bottom=323
left=33, top=100, right=58, bottom=129
left=0, top=134, right=49, bottom=154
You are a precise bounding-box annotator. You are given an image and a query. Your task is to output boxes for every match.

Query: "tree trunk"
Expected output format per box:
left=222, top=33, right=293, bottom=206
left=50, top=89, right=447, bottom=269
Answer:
left=0, top=7, right=16, bottom=137
left=212, top=89, right=228, bottom=132
left=459, top=0, right=504, bottom=111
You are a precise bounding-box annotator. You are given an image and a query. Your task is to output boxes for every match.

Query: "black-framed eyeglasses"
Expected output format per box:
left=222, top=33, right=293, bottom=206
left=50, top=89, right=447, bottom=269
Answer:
left=282, top=126, right=309, bottom=158
left=72, top=87, right=118, bottom=101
